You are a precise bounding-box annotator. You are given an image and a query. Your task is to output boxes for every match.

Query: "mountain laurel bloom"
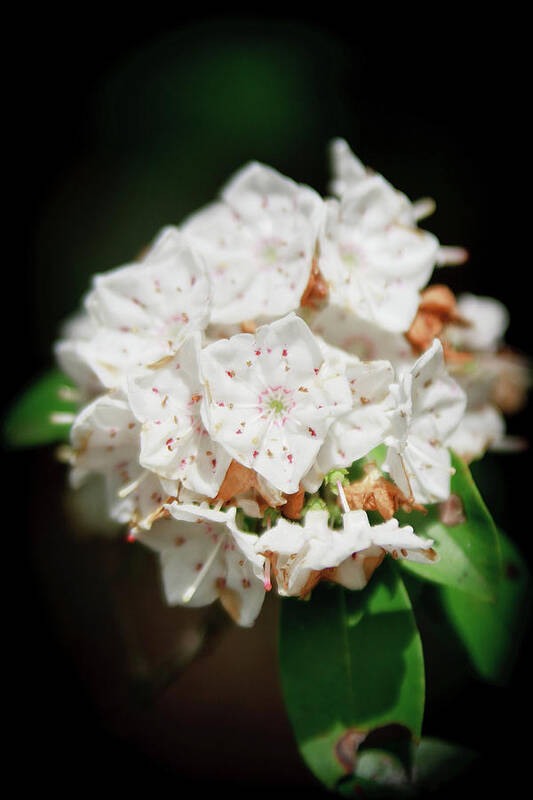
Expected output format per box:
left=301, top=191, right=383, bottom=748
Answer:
left=55, top=140, right=524, bottom=626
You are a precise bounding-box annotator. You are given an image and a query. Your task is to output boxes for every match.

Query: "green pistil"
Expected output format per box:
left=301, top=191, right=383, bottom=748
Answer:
left=262, top=244, right=278, bottom=264
left=268, top=398, right=285, bottom=414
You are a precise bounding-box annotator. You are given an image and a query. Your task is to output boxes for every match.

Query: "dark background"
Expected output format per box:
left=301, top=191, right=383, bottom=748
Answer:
left=6, top=12, right=532, bottom=797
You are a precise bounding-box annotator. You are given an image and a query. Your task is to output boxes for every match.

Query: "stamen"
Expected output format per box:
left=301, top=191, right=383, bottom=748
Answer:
left=264, top=558, right=272, bottom=591
left=337, top=479, right=350, bottom=513
left=118, top=469, right=149, bottom=499
left=412, top=197, right=436, bottom=221
left=436, top=246, right=469, bottom=266
left=182, top=535, right=224, bottom=603
left=50, top=411, right=76, bottom=425
left=126, top=525, right=139, bottom=542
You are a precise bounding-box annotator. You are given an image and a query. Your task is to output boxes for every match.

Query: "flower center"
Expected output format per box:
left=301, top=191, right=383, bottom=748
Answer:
left=340, top=244, right=364, bottom=270
left=258, top=386, right=295, bottom=425
left=268, top=398, right=286, bottom=414
left=258, top=237, right=283, bottom=266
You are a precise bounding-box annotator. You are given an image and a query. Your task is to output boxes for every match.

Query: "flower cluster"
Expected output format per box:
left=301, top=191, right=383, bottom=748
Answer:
left=55, top=140, right=529, bottom=626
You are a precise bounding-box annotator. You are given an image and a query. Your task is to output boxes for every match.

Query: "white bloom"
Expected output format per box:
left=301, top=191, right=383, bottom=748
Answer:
left=127, top=332, right=231, bottom=497
left=137, top=504, right=265, bottom=627
left=329, top=138, right=423, bottom=227
left=181, top=162, right=325, bottom=324
left=446, top=405, right=506, bottom=463
left=70, top=392, right=175, bottom=529
left=200, top=313, right=352, bottom=494
left=328, top=139, right=465, bottom=267
left=256, top=508, right=436, bottom=597
left=447, top=293, right=510, bottom=352
left=315, top=341, right=396, bottom=473
left=76, top=235, right=211, bottom=390
left=383, top=339, right=466, bottom=503
left=319, top=194, right=439, bottom=332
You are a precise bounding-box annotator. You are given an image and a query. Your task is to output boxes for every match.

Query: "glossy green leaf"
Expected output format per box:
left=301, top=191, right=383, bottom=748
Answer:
left=279, top=561, right=425, bottom=791
left=438, top=529, right=531, bottom=684
left=397, top=452, right=501, bottom=602
left=3, top=369, right=77, bottom=448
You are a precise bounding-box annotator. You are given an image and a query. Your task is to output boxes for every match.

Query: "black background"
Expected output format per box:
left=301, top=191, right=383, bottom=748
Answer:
left=6, top=11, right=532, bottom=798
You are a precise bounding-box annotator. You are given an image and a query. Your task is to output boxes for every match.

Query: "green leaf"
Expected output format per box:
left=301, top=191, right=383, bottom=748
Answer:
left=279, top=561, right=425, bottom=791
left=397, top=452, right=501, bottom=602
left=3, top=369, right=77, bottom=448
left=366, top=443, right=387, bottom=467
left=437, top=529, right=532, bottom=684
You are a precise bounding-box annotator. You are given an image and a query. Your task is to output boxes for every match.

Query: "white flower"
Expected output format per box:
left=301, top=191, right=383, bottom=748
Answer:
left=329, top=138, right=425, bottom=227
left=181, top=162, right=325, bottom=324
left=383, top=339, right=466, bottom=503
left=446, top=293, right=510, bottom=353
left=74, top=234, right=211, bottom=390
left=328, top=139, right=466, bottom=267
left=127, top=332, right=231, bottom=497
left=446, top=405, right=506, bottom=463
left=256, top=508, right=436, bottom=597
left=200, top=313, right=352, bottom=494
left=319, top=192, right=439, bottom=333
left=70, top=392, right=175, bottom=530
left=137, top=503, right=265, bottom=627
left=315, top=341, right=396, bottom=473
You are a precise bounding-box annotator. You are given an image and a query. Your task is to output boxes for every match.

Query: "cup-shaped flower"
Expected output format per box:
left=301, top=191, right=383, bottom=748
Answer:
left=181, top=162, right=326, bottom=324
left=446, top=293, right=510, bottom=353
left=383, top=339, right=467, bottom=503
left=137, top=504, right=265, bottom=627
left=199, top=314, right=352, bottom=494
left=319, top=196, right=439, bottom=333
left=70, top=392, right=174, bottom=529
left=256, top=508, right=436, bottom=597
left=316, top=342, right=396, bottom=473
left=71, top=234, right=211, bottom=391
left=127, top=332, right=231, bottom=497
left=328, top=138, right=424, bottom=229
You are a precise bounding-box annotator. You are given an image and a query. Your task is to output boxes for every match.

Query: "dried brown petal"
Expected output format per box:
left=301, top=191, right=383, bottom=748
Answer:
left=300, top=256, right=329, bottom=310
left=281, top=484, right=305, bottom=520
left=214, top=460, right=256, bottom=503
